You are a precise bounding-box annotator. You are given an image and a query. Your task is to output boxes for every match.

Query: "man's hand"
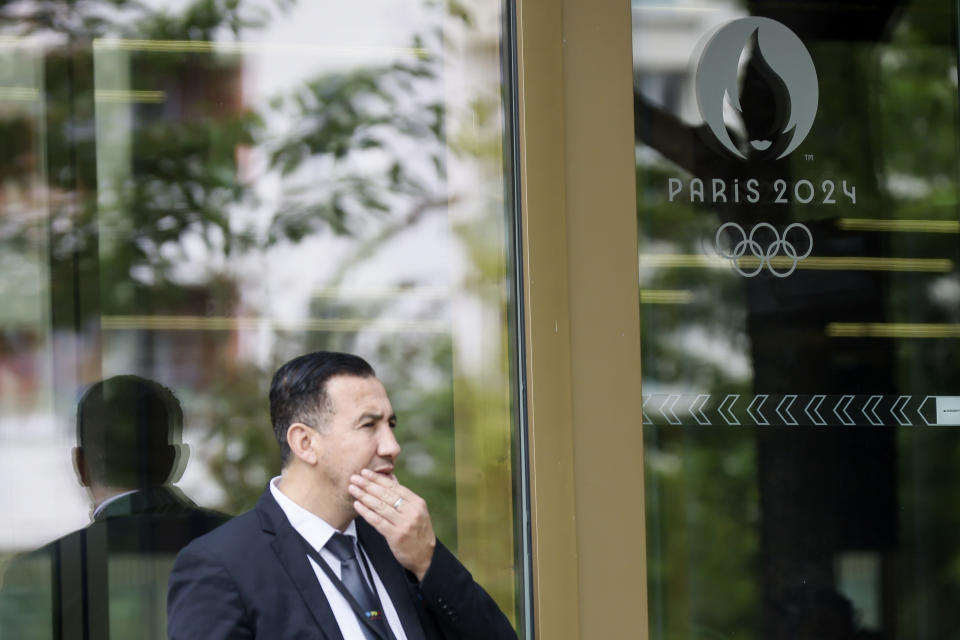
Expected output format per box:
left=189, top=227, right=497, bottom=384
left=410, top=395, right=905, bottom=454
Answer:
left=349, top=469, right=437, bottom=581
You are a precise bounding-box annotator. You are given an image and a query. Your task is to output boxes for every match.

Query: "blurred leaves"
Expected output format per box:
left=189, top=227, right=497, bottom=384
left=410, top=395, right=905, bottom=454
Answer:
left=204, top=364, right=281, bottom=514
left=266, top=60, right=445, bottom=245
left=1, top=0, right=448, bottom=296
left=0, top=0, right=291, bottom=39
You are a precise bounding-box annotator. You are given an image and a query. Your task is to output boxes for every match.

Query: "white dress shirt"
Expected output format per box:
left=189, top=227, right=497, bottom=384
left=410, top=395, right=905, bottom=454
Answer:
left=270, top=477, right=409, bottom=640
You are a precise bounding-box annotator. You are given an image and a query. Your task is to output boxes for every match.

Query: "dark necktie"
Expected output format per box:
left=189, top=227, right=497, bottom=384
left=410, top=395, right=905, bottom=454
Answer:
left=325, top=532, right=389, bottom=640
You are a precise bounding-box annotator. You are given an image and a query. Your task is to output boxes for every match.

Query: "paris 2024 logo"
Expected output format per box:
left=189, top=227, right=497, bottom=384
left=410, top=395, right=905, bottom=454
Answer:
left=695, top=16, right=819, bottom=160
left=673, top=17, right=844, bottom=278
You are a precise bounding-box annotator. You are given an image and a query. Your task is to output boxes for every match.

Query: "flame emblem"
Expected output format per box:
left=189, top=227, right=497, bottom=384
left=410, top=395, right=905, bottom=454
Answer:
left=695, top=17, right=818, bottom=160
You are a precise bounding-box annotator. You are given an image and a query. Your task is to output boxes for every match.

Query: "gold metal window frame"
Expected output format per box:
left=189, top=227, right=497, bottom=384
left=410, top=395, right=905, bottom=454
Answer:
left=515, top=0, right=647, bottom=637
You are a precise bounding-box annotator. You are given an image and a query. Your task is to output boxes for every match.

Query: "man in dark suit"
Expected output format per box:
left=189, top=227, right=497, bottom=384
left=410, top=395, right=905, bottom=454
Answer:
left=0, top=375, right=227, bottom=640
left=166, top=351, right=518, bottom=640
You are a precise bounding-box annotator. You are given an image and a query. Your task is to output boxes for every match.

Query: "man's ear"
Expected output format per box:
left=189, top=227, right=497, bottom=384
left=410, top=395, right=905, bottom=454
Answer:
left=286, top=423, right=318, bottom=465
left=168, top=444, right=190, bottom=484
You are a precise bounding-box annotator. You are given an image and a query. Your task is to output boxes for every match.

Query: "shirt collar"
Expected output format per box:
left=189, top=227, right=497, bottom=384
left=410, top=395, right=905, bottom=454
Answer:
left=92, top=489, right=140, bottom=520
left=269, top=476, right=357, bottom=551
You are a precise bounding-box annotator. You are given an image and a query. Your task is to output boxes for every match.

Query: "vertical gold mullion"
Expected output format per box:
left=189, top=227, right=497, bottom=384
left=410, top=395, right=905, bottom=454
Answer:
left=517, top=0, right=646, bottom=637
left=515, top=0, right=582, bottom=638
left=562, top=0, right=647, bottom=637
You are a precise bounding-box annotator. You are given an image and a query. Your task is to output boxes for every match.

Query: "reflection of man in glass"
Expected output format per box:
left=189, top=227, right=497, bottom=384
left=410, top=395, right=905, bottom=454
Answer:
left=0, top=375, right=227, bottom=640
left=167, top=351, right=517, bottom=640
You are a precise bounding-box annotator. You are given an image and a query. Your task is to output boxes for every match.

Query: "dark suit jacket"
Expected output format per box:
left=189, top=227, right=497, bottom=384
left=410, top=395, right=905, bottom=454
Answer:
left=0, top=486, right=228, bottom=640
left=166, top=488, right=518, bottom=640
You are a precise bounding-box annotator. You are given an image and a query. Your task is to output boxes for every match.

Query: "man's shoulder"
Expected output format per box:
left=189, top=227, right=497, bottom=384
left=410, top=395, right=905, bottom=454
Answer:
left=184, top=507, right=260, bottom=546
left=3, top=526, right=86, bottom=574
left=175, top=488, right=288, bottom=571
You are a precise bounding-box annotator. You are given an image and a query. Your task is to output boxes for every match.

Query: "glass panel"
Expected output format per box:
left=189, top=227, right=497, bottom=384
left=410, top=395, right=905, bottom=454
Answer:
left=633, top=1, right=960, bottom=638
left=0, top=1, right=526, bottom=638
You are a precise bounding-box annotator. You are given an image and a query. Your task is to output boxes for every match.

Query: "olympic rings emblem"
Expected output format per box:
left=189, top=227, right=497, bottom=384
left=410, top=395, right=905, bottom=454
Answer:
left=715, top=222, right=813, bottom=278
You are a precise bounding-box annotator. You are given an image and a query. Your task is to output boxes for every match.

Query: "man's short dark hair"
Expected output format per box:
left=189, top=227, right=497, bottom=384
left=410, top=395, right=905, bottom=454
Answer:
left=269, top=351, right=376, bottom=465
left=77, top=375, right=183, bottom=487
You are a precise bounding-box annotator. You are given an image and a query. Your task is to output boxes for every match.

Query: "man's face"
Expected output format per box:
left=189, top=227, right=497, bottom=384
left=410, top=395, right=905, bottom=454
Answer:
left=311, top=374, right=400, bottom=512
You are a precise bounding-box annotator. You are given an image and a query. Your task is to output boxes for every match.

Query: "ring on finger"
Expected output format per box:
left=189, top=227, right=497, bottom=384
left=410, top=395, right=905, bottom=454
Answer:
left=392, top=497, right=404, bottom=511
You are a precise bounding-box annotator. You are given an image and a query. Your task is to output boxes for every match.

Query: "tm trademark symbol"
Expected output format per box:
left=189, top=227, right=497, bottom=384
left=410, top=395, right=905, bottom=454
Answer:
left=805, top=154, right=815, bottom=161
